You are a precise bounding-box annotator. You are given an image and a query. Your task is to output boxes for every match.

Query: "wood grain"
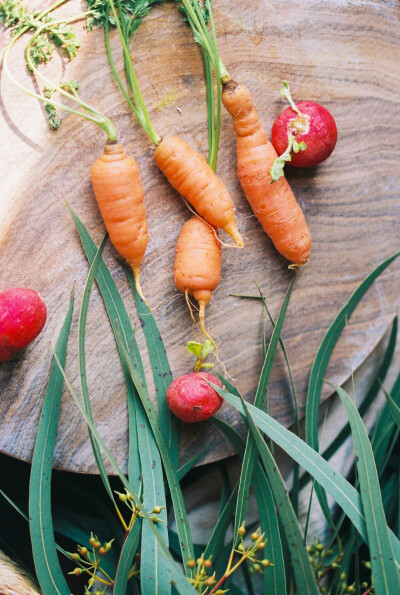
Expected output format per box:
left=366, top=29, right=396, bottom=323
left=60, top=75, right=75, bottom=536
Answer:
left=0, top=0, right=399, bottom=473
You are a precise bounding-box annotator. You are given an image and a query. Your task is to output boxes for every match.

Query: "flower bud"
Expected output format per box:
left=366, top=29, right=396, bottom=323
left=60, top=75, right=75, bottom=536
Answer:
left=205, top=577, right=215, bottom=586
left=105, top=540, right=114, bottom=552
left=237, top=543, right=245, bottom=552
left=79, top=547, right=88, bottom=556
left=187, top=559, right=196, bottom=569
left=71, top=553, right=80, bottom=561
left=257, top=541, right=266, bottom=550
left=250, top=532, right=259, bottom=541
left=261, top=559, right=271, bottom=567
left=93, top=539, right=101, bottom=549
left=340, top=572, right=346, bottom=580
left=152, top=506, right=162, bottom=514
left=72, top=568, right=82, bottom=576
left=89, top=536, right=96, bottom=546
left=99, top=547, right=107, bottom=556
left=253, top=563, right=261, bottom=572
left=204, top=559, right=213, bottom=569
left=237, top=523, right=246, bottom=535
left=88, top=577, right=96, bottom=587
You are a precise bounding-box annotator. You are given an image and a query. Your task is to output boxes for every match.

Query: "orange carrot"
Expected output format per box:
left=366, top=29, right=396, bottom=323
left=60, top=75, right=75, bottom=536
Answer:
left=91, top=142, right=148, bottom=300
left=154, top=136, right=243, bottom=248
left=222, top=82, right=311, bottom=265
left=174, top=216, right=221, bottom=344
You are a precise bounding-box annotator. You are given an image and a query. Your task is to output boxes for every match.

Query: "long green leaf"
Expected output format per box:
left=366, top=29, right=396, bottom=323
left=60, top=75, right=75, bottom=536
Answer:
left=209, top=384, right=400, bottom=568
left=78, top=234, right=114, bottom=500
left=233, top=277, right=295, bottom=539
left=203, top=483, right=238, bottom=562
left=177, top=438, right=214, bottom=481
left=381, top=382, right=400, bottom=430
left=73, top=209, right=169, bottom=592
left=113, top=522, right=141, bottom=594
left=372, top=370, right=400, bottom=472
left=54, top=354, right=196, bottom=595
left=211, top=417, right=286, bottom=594
left=128, top=273, right=180, bottom=470
left=333, top=384, right=400, bottom=592
left=68, top=205, right=141, bottom=491
left=29, top=290, right=75, bottom=595
left=239, top=396, right=319, bottom=594
left=128, top=339, right=170, bottom=594
left=305, top=251, right=400, bottom=523
left=299, top=316, right=398, bottom=492
left=114, top=331, right=195, bottom=571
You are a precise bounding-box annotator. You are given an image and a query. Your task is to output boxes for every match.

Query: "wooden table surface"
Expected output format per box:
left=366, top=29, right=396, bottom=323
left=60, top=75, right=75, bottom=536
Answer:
left=1, top=0, right=399, bottom=473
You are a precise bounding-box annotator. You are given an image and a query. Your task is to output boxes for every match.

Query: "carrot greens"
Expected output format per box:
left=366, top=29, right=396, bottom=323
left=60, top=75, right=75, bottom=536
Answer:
left=1, top=0, right=117, bottom=140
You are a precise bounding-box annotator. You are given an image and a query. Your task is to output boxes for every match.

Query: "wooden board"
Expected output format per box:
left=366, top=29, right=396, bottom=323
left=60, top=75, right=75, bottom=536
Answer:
left=1, top=0, right=399, bottom=473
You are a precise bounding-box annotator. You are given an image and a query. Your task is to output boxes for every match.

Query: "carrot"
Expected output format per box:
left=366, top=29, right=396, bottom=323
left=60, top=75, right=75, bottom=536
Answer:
left=91, top=142, right=148, bottom=301
left=154, top=136, right=243, bottom=247
left=174, top=216, right=221, bottom=345
left=180, top=0, right=311, bottom=265
left=221, top=81, right=311, bottom=265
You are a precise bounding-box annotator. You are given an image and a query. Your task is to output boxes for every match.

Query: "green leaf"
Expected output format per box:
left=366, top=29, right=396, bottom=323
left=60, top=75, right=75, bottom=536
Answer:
left=310, top=317, right=398, bottom=477
left=211, top=417, right=286, bottom=594
left=333, top=384, right=400, bottom=592
left=68, top=205, right=141, bottom=492
left=380, top=382, right=400, bottom=430
left=127, top=337, right=169, bottom=593
left=201, top=338, right=214, bottom=359
left=71, top=210, right=169, bottom=591
left=54, top=354, right=196, bottom=595
left=113, top=522, right=141, bottom=595
left=132, top=358, right=169, bottom=595
left=306, top=251, right=400, bottom=524
left=233, top=277, right=295, bottom=540
left=208, top=384, right=400, bottom=568
left=239, top=395, right=319, bottom=594
left=78, top=234, right=114, bottom=501
left=186, top=341, right=203, bottom=358
left=128, top=271, right=180, bottom=470
left=177, top=438, right=214, bottom=481
left=203, top=483, right=238, bottom=563
left=114, top=329, right=195, bottom=571
left=29, top=289, right=75, bottom=595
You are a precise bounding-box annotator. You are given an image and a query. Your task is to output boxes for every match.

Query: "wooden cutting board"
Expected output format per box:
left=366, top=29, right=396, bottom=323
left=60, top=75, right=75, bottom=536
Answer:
left=1, top=0, right=399, bottom=473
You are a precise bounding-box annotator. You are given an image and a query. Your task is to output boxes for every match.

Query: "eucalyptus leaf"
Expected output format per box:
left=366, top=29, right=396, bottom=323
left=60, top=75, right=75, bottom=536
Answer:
left=209, top=383, right=400, bottom=568
left=333, top=384, right=400, bottom=591
left=29, top=290, right=75, bottom=595
left=233, top=277, right=295, bottom=540
left=306, top=251, right=400, bottom=525
left=240, top=396, right=319, bottom=594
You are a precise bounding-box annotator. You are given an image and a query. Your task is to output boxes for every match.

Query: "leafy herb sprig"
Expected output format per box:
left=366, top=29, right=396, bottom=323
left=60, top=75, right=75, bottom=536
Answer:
left=1, top=0, right=117, bottom=139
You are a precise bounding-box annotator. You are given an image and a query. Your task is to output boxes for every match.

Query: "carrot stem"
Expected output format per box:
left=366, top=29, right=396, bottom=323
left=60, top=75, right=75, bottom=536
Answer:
left=107, top=0, right=161, bottom=146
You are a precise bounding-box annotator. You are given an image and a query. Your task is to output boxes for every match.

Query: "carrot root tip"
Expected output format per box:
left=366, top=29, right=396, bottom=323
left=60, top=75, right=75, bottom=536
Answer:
left=133, top=267, right=152, bottom=310
left=198, top=301, right=218, bottom=360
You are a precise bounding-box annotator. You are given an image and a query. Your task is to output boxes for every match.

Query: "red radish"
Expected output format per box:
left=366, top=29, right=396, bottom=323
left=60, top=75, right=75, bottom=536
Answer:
left=0, top=288, right=47, bottom=361
left=269, top=82, right=337, bottom=180
left=166, top=372, right=223, bottom=423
